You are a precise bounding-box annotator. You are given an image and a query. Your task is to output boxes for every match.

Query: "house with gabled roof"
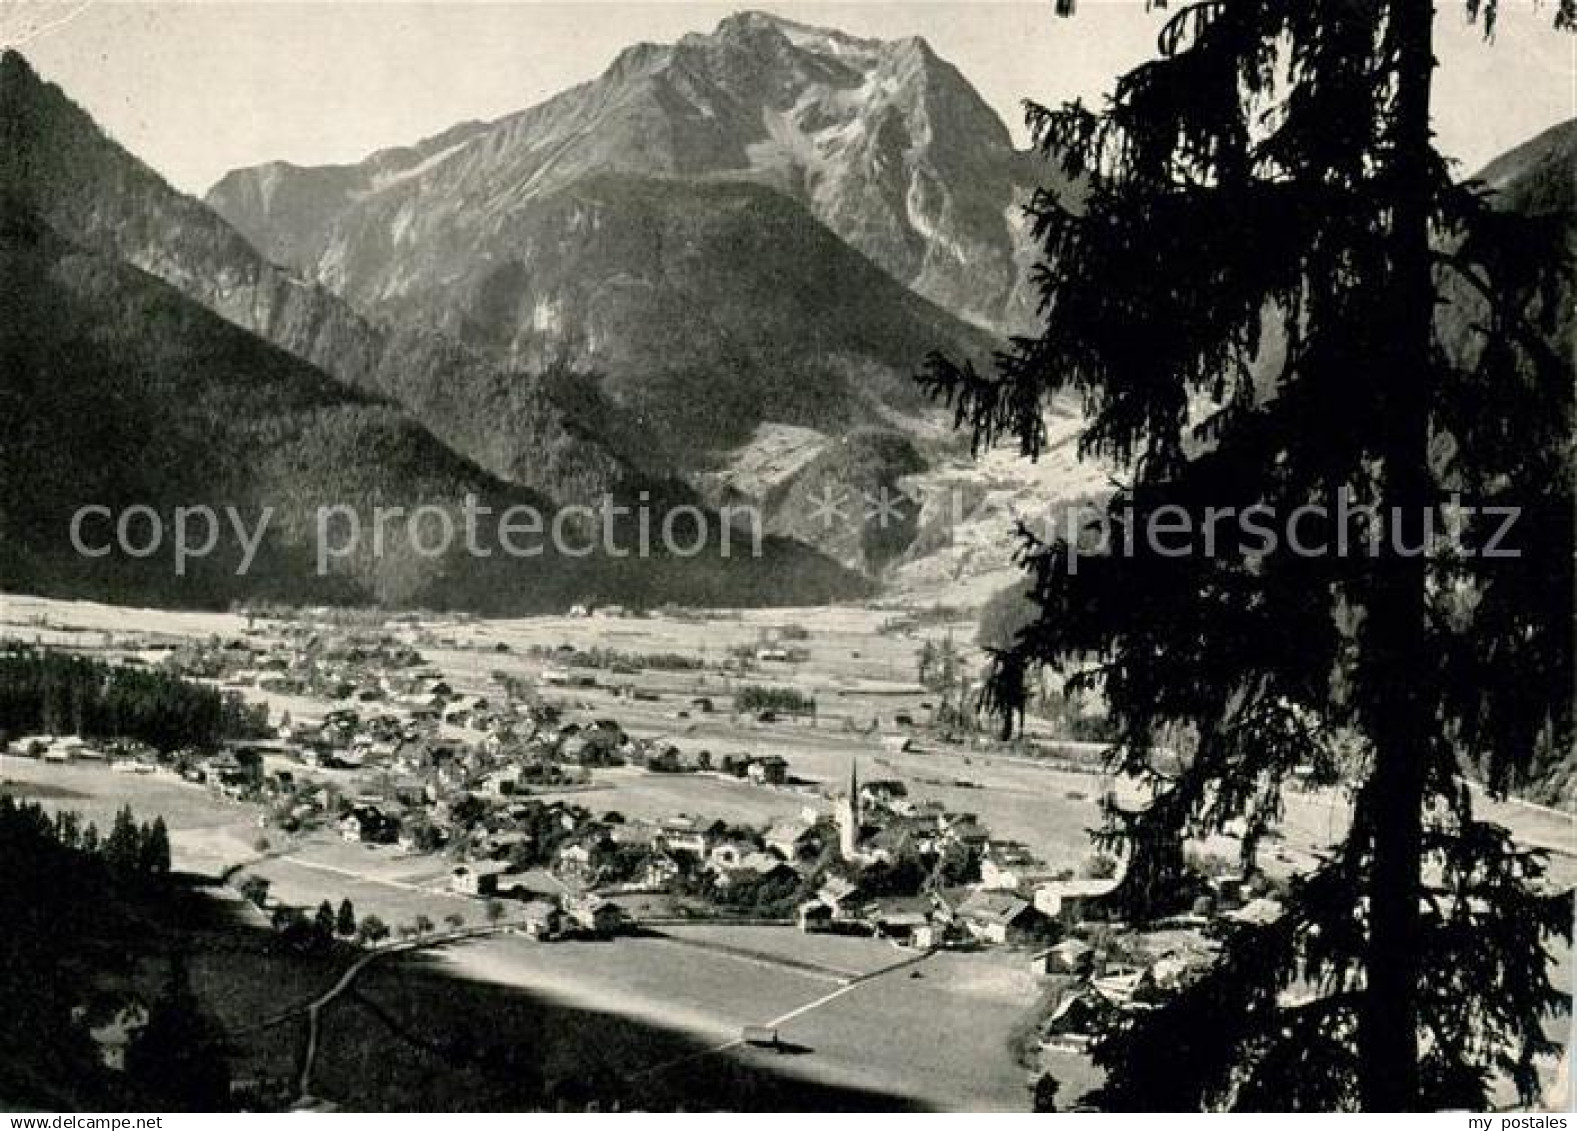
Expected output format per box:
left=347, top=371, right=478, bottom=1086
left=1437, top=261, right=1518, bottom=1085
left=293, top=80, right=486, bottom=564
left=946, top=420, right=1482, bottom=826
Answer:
left=1041, top=985, right=1119, bottom=1050
left=566, top=895, right=625, bottom=937
left=957, top=890, right=1047, bottom=945
left=1032, top=877, right=1120, bottom=926
left=658, top=815, right=723, bottom=855
left=516, top=899, right=562, bottom=940
left=747, top=755, right=790, bottom=785
left=713, top=852, right=798, bottom=891
left=764, top=818, right=822, bottom=861
left=450, top=859, right=514, bottom=896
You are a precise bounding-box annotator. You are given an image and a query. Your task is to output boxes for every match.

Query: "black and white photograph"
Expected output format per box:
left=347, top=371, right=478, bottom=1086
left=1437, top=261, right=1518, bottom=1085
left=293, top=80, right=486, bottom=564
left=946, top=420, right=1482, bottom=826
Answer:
left=0, top=0, right=1572, bottom=1115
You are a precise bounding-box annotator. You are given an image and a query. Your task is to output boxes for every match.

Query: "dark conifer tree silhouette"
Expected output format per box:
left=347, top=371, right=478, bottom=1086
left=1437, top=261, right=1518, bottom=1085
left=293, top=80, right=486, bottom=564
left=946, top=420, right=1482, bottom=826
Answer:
left=139, top=816, right=171, bottom=876
left=336, top=897, right=357, bottom=937
left=102, top=804, right=141, bottom=875
left=124, top=953, right=230, bottom=1110
left=925, top=0, right=1573, bottom=1111
left=313, top=899, right=337, bottom=943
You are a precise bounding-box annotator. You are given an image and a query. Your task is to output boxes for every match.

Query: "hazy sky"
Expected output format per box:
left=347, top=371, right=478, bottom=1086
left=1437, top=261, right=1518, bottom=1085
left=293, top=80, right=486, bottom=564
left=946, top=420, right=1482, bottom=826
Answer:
left=6, top=0, right=1574, bottom=194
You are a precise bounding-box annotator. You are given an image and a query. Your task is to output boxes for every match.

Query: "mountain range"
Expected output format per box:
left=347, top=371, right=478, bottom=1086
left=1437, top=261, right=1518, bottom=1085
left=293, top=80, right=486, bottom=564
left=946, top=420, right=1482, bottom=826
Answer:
left=202, top=12, right=1059, bottom=582
left=208, top=11, right=1042, bottom=335
left=0, top=42, right=861, bottom=610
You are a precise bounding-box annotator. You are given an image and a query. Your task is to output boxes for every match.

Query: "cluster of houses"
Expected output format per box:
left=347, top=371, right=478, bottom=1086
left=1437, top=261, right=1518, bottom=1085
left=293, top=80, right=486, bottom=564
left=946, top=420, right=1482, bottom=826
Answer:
left=1031, top=876, right=1288, bottom=1054
left=5, top=732, right=200, bottom=779
left=7, top=733, right=116, bottom=764
left=1034, top=935, right=1227, bottom=1053
left=416, top=749, right=1123, bottom=952
left=259, top=724, right=1128, bottom=954
left=443, top=870, right=627, bottom=942
left=11, top=614, right=1302, bottom=1104
left=12, top=680, right=1130, bottom=960
left=165, top=626, right=426, bottom=704
left=23, top=622, right=1272, bottom=997
left=767, top=760, right=1127, bottom=949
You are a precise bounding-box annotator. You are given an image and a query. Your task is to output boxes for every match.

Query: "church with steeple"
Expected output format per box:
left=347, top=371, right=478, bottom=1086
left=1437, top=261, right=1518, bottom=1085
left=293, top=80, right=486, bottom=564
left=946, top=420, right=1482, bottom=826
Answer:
left=837, top=756, right=861, bottom=860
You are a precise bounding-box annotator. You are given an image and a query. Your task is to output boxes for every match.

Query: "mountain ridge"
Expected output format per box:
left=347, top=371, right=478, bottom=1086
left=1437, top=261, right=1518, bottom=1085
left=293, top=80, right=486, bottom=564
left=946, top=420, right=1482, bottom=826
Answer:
left=6, top=37, right=1570, bottom=608
left=196, top=17, right=1015, bottom=576
left=0, top=200, right=866, bottom=611
left=206, top=10, right=1043, bottom=333
left=0, top=46, right=644, bottom=502
left=0, top=47, right=867, bottom=610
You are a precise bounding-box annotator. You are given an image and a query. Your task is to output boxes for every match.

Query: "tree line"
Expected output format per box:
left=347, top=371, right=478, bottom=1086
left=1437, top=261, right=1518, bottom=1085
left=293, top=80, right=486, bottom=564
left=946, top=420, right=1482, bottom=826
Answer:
left=0, top=647, right=269, bottom=750
left=734, top=684, right=816, bottom=715
left=43, top=802, right=173, bottom=877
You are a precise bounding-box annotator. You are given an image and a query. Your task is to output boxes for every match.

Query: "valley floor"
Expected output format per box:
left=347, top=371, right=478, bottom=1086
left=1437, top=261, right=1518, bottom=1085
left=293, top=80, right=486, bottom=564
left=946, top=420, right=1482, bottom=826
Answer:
left=0, top=754, right=1053, bottom=1111
left=1, top=592, right=1571, bottom=1110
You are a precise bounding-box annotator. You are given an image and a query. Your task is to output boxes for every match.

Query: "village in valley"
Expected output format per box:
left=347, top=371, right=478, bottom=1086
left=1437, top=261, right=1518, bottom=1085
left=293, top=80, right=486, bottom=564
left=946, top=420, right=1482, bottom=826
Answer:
left=2, top=593, right=1570, bottom=1111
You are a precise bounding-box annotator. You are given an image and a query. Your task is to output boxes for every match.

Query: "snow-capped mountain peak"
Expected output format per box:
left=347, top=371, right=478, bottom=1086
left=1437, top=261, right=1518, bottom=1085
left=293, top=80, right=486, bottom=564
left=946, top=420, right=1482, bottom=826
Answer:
left=206, top=11, right=1038, bottom=330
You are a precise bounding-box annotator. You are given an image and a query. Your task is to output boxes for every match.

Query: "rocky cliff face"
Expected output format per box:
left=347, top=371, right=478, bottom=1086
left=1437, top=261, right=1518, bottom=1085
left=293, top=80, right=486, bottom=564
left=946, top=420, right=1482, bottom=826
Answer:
left=193, top=14, right=1053, bottom=581
left=354, top=172, right=995, bottom=460
left=0, top=42, right=984, bottom=588
left=206, top=119, right=493, bottom=271
left=206, top=10, right=1040, bottom=333
left=1, top=49, right=370, bottom=385
left=202, top=15, right=1007, bottom=502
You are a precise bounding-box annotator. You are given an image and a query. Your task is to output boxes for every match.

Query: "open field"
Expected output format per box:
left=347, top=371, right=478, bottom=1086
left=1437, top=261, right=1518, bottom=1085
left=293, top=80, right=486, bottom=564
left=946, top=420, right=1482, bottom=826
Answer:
left=439, top=604, right=959, bottom=690
left=0, top=594, right=1127, bottom=870
left=11, top=749, right=1569, bottom=1110
left=443, top=934, right=837, bottom=1045
left=760, top=949, right=1049, bottom=1110
left=313, top=946, right=931, bottom=1111
left=437, top=932, right=1040, bottom=1110
left=0, top=756, right=261, bottom=874
left=0, top=592, right=251, bottom=642
left=658, top=923, right=909, bottom=977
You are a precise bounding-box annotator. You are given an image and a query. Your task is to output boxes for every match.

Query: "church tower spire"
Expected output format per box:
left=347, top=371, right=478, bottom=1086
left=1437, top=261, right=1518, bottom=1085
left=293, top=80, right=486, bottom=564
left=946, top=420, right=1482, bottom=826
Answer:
left=838, top=755, right=860, bottom=860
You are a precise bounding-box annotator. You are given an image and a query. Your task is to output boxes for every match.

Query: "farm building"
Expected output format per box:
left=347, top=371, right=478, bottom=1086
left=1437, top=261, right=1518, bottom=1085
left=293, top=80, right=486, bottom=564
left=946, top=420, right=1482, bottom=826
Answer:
left=1041, top=986, right=1119, bottom=1050
left=1031, top=877, right=1120, bottom=926
left=1041, top=938, right=1097, bottom=977
left=713, top=853, right=797, bottom=890
left=797, top=900, right=835, bottom=932
left=658, top=815, right=724, bottom=855
left=747, top=755, right=789, bottom=785
left=338, top=805, right=400, bottom=845
left=860, top=780, right=908, bottom=807
left=644, top=852, right=684, bottom=889
left=817, top=875, right=863, bottom=918
left=869, top=898, right=932, bottom=944
left=517, top=900, right=563, bottom=940
left=956, top=891, right=1048, bottom=945
left=450, top=860, right=514, bottom=897
left=1091, top=965, right=1165, bottom=1007
left=764, top=818, right=822, bottom=860
left=567, top=896, right=625, bottom=937
left=979, top=844, right=1060, bottom=893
